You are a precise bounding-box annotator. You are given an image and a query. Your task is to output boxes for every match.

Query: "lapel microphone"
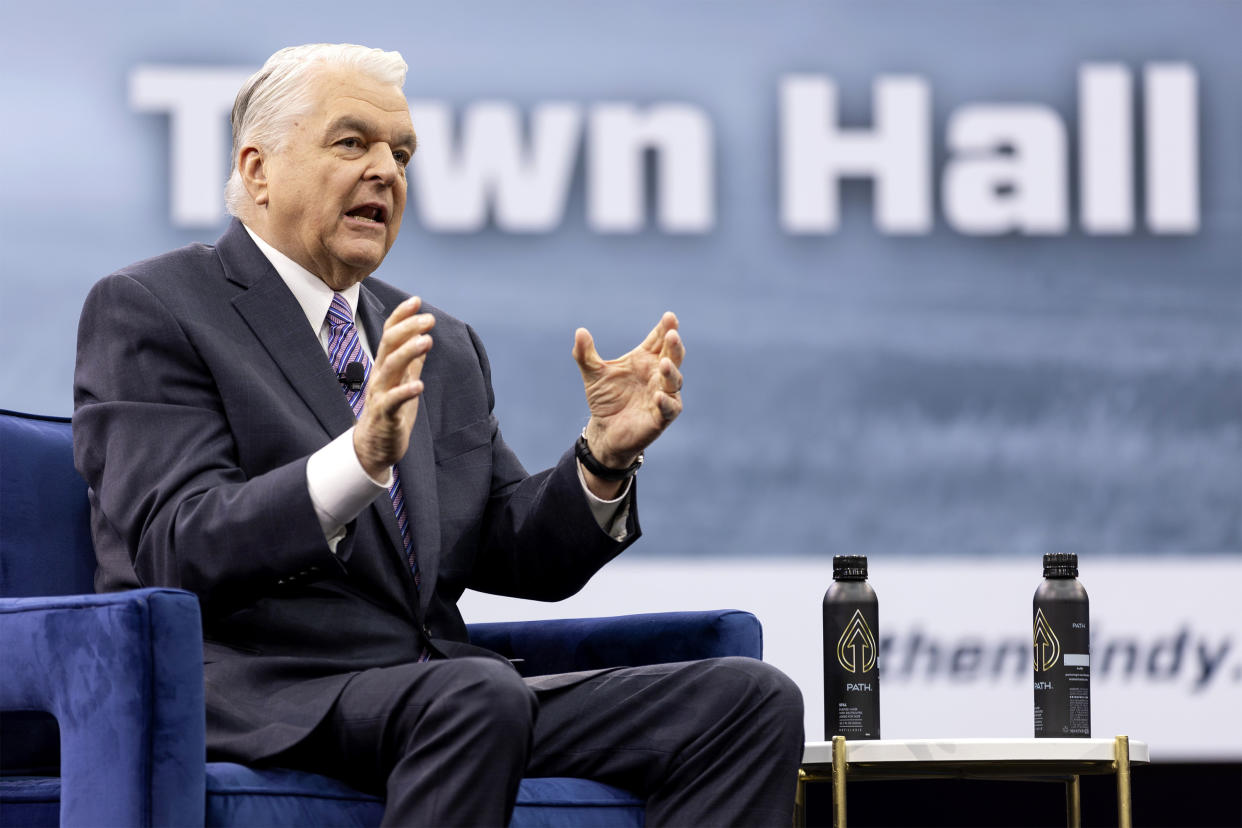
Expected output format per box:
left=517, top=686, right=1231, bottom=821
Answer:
left=338, top=361, right=366, bottom=392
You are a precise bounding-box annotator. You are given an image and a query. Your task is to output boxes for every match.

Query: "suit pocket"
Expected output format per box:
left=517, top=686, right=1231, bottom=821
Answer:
left=434, top=417, right=493, bottom=466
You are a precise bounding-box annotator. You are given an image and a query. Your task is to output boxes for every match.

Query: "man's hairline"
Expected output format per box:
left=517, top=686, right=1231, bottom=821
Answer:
left=251, top=65, right=415, bottom=154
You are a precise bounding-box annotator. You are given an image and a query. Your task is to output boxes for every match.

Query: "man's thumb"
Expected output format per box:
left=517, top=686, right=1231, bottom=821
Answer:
left=572, top=327, right=603, bottom=375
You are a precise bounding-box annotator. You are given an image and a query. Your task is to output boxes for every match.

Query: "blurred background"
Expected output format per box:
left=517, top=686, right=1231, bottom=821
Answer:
left=3, top=1, right=1238, bottom=820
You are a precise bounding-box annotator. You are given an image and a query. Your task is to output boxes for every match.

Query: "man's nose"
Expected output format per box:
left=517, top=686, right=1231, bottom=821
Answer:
left=366, top=145, right=401, bottom=185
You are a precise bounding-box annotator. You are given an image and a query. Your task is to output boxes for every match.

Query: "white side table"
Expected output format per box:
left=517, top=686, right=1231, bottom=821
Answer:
left=797, top=736, right=1149, bottom=828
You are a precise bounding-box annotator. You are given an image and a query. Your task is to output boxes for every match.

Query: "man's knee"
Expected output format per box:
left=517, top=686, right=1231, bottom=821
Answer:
left=700, top=657, right=804, bottom=733
left=376, top=659, right=535, bottom=816
left=724, top=656, right=801, bottom=699
left=427, top=657, right=537, bottom=729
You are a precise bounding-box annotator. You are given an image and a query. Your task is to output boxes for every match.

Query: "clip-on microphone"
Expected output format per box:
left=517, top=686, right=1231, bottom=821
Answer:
left=338, top=361, right=366, bottom=392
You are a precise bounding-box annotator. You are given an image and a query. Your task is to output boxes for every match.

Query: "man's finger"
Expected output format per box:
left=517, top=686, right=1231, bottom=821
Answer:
left=374, top=304, right=434, bottom=365
left=572, top=327, right=604, bottom=377
left=659, top=358, right=683, bottom=395
left=639, top=311, right=679, bottom=352
left=660, top=328, right=685, bottom=367
left=373, top=380, right=424, bottom=416
left=373, top=334, right=432, bottom=391
left=385, top=296, right=423, bottom=328
left=655, top=390, right=682, bottom=422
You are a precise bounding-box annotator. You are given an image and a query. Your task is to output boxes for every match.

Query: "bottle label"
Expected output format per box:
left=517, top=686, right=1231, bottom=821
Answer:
left=1032, top=608, right=1060, bottom=671
left=824, top=595, right=880, bottom=740
left=836, top=609, right=878, bottom=673
left=1032, top=603, right=1090, bottom=737
left=836, top=702, right=867, bottom=733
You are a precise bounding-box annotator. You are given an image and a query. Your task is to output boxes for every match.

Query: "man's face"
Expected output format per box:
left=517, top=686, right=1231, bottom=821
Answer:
left=257, top=65, right=416, bottom=290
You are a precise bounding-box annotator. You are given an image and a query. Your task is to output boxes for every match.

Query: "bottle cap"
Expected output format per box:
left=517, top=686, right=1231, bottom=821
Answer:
left=833, top=555, right=868, bottom=580
left=1042, top=552, right=1079, bottom=578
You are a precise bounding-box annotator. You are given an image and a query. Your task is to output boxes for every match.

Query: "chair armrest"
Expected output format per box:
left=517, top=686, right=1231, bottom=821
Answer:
left=0, top=588, right=206, bottom=827
left=467, top=609, right=763, bottom=676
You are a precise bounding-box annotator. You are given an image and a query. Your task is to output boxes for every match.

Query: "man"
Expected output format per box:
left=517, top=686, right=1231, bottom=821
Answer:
left=74, top=43, right=802, bottom=826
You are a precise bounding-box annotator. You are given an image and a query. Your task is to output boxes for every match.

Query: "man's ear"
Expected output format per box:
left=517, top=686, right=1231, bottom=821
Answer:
left=238, top=146, right=270, bottom=207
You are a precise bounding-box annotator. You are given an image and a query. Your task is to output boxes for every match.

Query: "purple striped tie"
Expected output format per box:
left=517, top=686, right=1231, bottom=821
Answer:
left=324, top=293, right=418, bottom=588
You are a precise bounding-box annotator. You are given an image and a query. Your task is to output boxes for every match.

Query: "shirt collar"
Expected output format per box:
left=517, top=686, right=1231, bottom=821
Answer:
left=243, top=224, right=361, bottom=334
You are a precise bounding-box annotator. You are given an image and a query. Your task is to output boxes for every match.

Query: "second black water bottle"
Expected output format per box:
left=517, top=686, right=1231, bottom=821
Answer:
left=1033, top=552, right=1091, bottom=737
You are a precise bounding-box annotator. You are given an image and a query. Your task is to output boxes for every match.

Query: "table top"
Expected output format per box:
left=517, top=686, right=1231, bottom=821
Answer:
left=803, top=738, right=1150, bottom=768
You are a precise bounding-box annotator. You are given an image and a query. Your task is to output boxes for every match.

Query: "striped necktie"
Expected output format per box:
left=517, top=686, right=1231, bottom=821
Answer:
left=324, top=292, right=418, bottom=588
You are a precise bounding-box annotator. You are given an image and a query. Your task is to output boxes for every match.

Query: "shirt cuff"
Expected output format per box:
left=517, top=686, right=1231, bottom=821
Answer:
left=306, top=427, right=391, bottom=553
left=576, top=459, right=633, bottom=542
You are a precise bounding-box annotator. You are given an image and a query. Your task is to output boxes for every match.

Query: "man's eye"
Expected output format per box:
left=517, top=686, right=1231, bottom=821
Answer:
left=394, top=151, right=411, bottom=166
left=340, top=137, right=362, bottom=149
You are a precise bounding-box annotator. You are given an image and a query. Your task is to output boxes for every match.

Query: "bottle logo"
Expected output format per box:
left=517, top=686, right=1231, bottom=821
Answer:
left=836, top=610, right=878, bottom=674
left=1032, top=608, right=1061, bottom=672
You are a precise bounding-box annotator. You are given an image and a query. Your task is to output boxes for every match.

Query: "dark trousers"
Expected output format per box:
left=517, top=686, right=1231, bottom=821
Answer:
left=279, top=655, right=805, bottom=827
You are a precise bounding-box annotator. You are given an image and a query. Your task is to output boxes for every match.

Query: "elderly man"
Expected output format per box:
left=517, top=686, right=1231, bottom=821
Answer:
left=74, top=43, right=802, bottom=826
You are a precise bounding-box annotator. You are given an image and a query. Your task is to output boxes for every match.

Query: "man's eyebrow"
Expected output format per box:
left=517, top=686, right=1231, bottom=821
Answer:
left=395, top=129, right=417, bottom=154
left=325, top=115, right=372, bottom=137
left=326, top=116, right=417, bottom=152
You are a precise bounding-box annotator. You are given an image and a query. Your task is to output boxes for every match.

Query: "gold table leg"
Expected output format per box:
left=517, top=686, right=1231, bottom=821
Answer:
left=1066, top=774, right=1081, bottom=828
left=832, top=735, right=847, bottom=828
left=1114, top=734, right=1132, bottom=828
left=794, top=769, right=807, bottom=828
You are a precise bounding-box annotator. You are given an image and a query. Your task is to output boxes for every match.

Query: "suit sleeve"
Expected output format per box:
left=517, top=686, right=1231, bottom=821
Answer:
left=461, top=324, right=642, bottom=601
left=73, top=273, right=339, bottom=614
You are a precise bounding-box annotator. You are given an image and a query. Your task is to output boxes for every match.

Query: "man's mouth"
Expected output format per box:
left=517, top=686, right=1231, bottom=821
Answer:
left=345, top=204, right=388, bottom=224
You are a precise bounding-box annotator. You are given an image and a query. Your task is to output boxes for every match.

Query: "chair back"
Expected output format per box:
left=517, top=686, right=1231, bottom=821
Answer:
left=0, top=410, right=96, bottom=597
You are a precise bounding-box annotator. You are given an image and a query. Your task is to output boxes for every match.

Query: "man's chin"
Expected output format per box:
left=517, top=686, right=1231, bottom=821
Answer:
left=330, top=242, right=391, bottom=281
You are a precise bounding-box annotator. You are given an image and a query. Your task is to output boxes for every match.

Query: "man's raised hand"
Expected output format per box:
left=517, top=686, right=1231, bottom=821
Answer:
left=573, top=311, right=684, bottom=490
left=354, top=297, right=435, bottom=480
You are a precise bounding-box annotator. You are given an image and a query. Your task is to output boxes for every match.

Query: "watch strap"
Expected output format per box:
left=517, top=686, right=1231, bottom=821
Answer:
left=575, top=433, right=643, bottom=481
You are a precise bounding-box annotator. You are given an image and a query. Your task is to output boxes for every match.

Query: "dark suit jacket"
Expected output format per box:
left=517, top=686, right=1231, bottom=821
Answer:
left=73, top=219, right=638, bottom=762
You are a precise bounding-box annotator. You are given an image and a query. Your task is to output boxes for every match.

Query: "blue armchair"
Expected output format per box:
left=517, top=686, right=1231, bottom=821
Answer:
left=0, top=409, right=764, bottom=827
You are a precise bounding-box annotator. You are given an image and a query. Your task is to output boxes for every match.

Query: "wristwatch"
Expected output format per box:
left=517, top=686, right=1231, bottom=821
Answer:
left=574, top=432, right=643, bottom=481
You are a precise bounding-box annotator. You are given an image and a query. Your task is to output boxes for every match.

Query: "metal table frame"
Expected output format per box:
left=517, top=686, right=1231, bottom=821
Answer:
left=796, top=735, right=1148, bottom=828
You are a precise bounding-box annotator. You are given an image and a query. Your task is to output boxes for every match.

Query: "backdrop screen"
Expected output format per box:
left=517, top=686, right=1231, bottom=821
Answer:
left=3, top=0, right=1238, bottom=757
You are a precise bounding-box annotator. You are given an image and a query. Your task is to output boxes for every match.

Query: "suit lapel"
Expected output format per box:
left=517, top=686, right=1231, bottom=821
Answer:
left=216, top=219, right=439, bottom=620
left=217, top=221, right=356, bottom=440
left=357, top=286, right=441, bottom=615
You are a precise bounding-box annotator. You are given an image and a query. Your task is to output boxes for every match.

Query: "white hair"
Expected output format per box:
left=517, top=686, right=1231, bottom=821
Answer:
left=224, top=43, right=408, bottom=218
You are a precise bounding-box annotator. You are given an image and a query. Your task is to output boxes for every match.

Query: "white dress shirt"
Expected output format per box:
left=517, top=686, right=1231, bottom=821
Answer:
left=243, top=225, right=630, bottom=552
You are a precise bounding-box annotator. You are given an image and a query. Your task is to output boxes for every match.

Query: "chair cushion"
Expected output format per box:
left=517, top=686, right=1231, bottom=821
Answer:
left=0, top=777, right=60, bottom=827
left=513, top=778, right=644, bottom=827
left=2, top=770, right=644, bottom=827
left=203, top=763, right=643, bottom=827
left=205, top=763, right=383, bottom=827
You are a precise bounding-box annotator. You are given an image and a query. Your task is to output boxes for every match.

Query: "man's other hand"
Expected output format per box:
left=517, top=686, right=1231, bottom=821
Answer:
left=573, top=311, right=684, bottom=496
left=354, top=296, right=435, bottom=479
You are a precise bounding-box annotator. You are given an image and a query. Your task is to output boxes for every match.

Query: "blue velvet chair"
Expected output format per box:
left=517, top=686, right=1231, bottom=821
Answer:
left=0, top=409, right=765, bottom=827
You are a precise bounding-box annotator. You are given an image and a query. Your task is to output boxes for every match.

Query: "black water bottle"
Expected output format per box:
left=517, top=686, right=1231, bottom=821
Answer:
left=823, top=555, right=880, bottom=739
left=1033, top=552, right=1091, bottom=737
